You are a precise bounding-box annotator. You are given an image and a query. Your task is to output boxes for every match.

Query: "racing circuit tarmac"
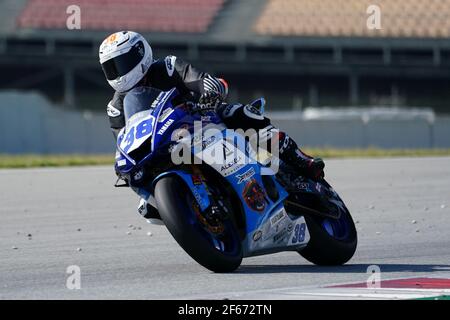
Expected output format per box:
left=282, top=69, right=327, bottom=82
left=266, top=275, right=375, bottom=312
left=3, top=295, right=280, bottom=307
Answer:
left=1, top=157, right=449, bottom=299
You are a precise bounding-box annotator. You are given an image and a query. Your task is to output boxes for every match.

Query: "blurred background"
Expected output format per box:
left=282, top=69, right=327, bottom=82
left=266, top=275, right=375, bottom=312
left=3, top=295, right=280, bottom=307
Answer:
left=1, top=0, right=450, bottom=154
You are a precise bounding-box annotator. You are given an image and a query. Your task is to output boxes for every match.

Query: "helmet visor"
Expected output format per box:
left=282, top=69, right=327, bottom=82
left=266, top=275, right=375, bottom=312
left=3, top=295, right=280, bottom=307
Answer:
left=101, top=41, right=145, bottom=80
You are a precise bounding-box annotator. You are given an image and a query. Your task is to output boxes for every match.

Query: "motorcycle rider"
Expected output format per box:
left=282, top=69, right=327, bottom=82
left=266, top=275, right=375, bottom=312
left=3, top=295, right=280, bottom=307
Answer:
left=99, top=31, right=325, bottom=222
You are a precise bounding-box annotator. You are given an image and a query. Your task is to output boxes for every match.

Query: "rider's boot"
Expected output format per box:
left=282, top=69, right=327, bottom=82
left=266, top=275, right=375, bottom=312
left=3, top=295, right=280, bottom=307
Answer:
left=277, top=132, right=325, bottom=180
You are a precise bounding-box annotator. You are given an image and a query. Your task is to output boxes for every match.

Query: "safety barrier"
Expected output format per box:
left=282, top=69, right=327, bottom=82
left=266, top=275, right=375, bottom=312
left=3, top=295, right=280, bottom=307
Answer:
left=1, top=92, right=449, bottom=154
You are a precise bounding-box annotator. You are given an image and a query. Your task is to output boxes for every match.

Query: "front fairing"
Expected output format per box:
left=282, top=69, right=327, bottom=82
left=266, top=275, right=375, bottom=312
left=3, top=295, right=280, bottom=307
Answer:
left=115, top=88, right=223, bottom=175
left=115, top=87, right=175, bottom=174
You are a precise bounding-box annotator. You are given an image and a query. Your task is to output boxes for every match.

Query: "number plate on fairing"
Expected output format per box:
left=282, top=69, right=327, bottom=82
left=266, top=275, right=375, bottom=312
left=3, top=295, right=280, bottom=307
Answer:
left=120, top=110, right=155, bottom=154
left=247, top=209, right=310, bottom=254
left=287, top=217, right=310, bottom=246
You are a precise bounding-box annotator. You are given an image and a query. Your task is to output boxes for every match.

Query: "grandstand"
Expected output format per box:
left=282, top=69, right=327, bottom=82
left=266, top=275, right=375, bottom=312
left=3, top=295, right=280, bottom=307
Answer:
left=255, top=0, right=450, bottom=38
left=18, top=0, right=226, bottom=33
left=1, top=0, right=450, bottom=114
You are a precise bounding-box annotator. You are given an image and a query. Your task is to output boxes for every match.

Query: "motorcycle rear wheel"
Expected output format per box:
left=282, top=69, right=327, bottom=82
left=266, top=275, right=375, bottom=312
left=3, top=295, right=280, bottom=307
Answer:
left=285, top=177, right=358, bottom=265
left=298, top=205, right=357, bottom=265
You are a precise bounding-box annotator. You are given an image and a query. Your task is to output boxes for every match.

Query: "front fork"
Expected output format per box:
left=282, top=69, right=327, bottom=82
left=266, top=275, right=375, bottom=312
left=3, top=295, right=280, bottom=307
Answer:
left=152, top=166, right=232, bottom=235
left=152, top=166, right=216, bottom=213
left=178, top=166, right=230, bottom=221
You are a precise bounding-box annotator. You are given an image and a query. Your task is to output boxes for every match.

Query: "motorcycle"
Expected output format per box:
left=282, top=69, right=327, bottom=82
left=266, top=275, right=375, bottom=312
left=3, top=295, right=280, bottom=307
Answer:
left=115, top=86, right=357, bottom=272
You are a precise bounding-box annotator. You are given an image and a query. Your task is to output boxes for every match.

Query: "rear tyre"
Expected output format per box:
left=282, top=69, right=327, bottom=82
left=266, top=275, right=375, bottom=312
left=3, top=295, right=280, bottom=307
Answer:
left=154, top=175, right=243, bottom=273
left=298, top=206, right=357, bottom=266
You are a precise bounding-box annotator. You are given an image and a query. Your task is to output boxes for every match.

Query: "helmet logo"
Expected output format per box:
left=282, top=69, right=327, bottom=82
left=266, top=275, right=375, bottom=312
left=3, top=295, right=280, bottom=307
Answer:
left=106, top=33, right=117, bottom=44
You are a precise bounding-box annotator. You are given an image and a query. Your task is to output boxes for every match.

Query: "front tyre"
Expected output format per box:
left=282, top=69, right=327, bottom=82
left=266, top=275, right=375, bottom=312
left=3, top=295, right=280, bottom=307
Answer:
left=154, top=176, right=243, bottom=273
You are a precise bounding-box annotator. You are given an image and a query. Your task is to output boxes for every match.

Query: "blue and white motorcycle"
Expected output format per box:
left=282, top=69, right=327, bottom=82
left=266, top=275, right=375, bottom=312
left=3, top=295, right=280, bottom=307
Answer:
left=115, top=86, right=357, bottom=273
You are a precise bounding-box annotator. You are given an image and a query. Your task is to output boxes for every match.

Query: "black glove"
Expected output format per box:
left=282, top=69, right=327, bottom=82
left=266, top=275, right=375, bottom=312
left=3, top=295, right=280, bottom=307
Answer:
left=197, top=91, right=222, bottom=111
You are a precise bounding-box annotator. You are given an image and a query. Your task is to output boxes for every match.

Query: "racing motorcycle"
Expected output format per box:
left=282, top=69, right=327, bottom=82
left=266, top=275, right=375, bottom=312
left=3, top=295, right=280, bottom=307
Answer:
left=115, top=86, right=357, bottom=273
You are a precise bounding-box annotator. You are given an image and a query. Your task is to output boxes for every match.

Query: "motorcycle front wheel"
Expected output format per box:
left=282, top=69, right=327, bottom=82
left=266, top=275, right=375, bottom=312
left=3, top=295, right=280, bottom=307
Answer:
left=154, top=175, right=243, bottom=273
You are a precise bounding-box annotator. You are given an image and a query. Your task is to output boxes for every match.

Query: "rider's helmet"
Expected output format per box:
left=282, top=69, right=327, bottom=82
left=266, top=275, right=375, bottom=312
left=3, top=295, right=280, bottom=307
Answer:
left=99, top=31, right=153, bottom=93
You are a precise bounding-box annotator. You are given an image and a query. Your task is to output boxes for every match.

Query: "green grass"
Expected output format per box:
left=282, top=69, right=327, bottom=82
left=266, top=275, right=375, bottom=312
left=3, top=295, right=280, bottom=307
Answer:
left=415, top=295, right=450, bottom=300
left=1, top=148, right=450, bottom=168
left=0, top=154, right=114, bottom=168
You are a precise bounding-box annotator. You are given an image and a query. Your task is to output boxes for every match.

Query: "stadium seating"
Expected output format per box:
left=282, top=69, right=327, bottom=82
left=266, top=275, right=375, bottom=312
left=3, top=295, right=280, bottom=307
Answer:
left=17, top=0, right=226, bottom=33
left=254, top=0, right=450, bottom=38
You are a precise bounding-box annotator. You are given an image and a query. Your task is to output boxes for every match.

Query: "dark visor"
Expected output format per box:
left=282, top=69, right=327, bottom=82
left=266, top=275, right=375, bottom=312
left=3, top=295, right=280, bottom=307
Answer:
left=101, top=41, right=145, bottom=80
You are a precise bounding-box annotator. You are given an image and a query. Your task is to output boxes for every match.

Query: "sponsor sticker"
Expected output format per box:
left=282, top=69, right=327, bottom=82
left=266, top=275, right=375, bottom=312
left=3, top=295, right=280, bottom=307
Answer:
left=273, top=227, right=288, bottom=243
left=191, top=188, right=206, bottom=209
left=252, top=230, right=262, bottom=242
left=270, top=209, right=287, bottom=226
left=220, top=156, right=243, bottom=176
left=287, top=222, right=294, bottom=233
left=222, top=142, right=234, bottom=157
left=158, top=108, right=174, bottom=122
left=157, top=119, right=174, bottom=135
left=242, top=179, right=267, bottom=212
left=221, top=156, right=240, bottom=171
left=236, top=167, right=256, bottom=184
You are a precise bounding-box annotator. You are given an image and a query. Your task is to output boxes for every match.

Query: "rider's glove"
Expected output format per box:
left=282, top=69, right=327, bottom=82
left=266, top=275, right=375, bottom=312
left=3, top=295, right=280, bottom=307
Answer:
left=309, top=158, right=325, bottom=180
left=197, top=91, right=223, bottom=111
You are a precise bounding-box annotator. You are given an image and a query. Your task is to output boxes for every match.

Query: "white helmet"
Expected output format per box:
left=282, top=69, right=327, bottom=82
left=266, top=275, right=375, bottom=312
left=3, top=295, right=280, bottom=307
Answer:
left=99, top=31, right=153, bottom=93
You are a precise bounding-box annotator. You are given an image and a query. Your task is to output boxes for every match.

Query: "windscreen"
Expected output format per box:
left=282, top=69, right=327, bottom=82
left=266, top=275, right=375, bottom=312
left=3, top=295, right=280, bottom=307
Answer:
left=123, top=86, right=162, bottom=122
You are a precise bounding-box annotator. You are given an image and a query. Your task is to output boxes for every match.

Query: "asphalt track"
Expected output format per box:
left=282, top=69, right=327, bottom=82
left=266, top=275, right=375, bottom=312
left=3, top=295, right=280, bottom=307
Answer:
left=1, top=157, right=449, bottom=299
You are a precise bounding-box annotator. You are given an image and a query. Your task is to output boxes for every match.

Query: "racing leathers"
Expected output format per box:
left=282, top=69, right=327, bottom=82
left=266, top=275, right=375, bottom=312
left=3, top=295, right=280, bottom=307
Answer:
left=107, top=55, right=324, bottom=221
